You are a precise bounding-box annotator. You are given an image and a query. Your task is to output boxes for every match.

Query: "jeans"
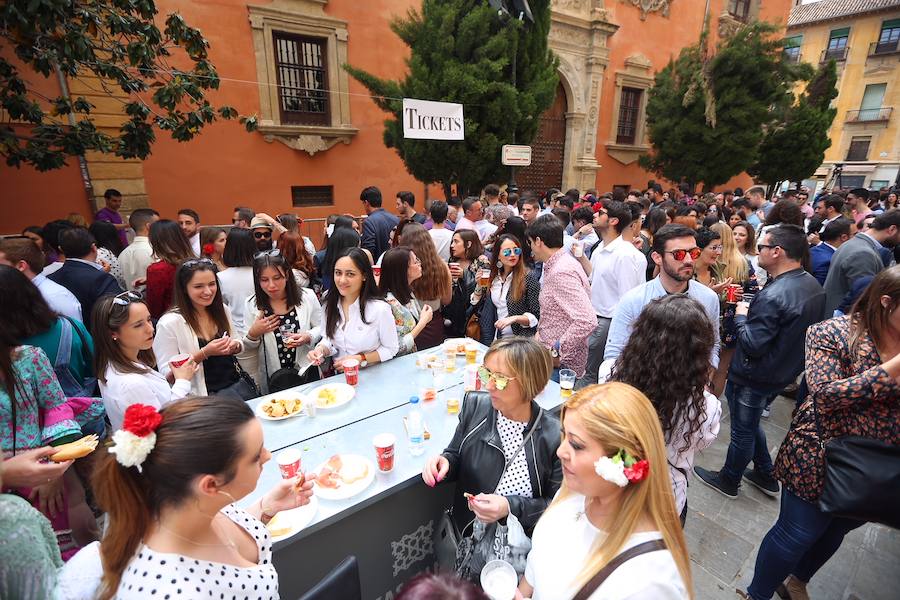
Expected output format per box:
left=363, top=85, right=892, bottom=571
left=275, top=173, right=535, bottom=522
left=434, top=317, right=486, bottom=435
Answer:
left=721, top=381, right=776, bottom=486
left=576, top=316, right=612, bottom=390
left=747, top=489, right=864, bottom=599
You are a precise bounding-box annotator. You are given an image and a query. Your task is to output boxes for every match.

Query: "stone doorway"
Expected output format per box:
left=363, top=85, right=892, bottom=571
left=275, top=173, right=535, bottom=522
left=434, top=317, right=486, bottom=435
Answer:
left=517, top=82, right=567, bottom=194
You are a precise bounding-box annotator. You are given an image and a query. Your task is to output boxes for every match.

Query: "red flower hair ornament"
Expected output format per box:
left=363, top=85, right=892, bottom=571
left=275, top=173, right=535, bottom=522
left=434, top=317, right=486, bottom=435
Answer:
left=594, top=448, right=650, bottom=487
left=109, top=404, right=163, bottom=473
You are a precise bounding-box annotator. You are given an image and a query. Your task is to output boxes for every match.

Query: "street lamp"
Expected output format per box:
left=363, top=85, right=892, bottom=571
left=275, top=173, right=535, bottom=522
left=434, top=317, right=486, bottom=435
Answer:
left=489, top=1, right=534, bottom=194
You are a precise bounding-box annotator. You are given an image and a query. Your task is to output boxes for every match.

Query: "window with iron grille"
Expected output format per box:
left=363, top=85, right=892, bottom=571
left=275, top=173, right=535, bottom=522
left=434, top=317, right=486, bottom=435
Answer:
left=616, top=87, right=643, bottom=145
left=728, top=0, right=751, bottom=21
left=273, top=32, right=329, bottom=126
left=291, top=185, right=334, bottom=207
left=876, top=19, right=900, bottom=53
left=825, top=28, right=849, bottom=60
left=845, top=137, right=870, bottom=162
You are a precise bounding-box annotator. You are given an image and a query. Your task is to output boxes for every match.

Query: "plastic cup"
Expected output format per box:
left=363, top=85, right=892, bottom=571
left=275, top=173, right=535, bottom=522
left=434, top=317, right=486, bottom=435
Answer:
left=725, top=283, right=742, bottom=304
left=480, top=560, right=517, bottom=600
left=373, top=433, right=396, bottom=473
left=276, top=448, right=302, bottom=479
left=169, top=353, right=191, bottom=368
left=572, top=240, right=584, bottom=257
left=420, top=385, right=437, bottom=403
left=446, top=397, right=460, bottom=415
left=559, top=369, right=576, bottom=398
left=372, top=266, right=382, bottom=278
left=465, top=341, right=478, bottom=365
left=741, top=292, right=755, bottom=305
left=343, top=358, right=360, bottom=386
left=478, top=268, right=491, bottom=287
left=464, top=364, right=481, bottom=392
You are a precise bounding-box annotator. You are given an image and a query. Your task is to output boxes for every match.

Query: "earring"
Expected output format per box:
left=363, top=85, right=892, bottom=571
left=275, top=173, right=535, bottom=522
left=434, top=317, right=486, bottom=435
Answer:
left=496, top=260, right=502, bottom=269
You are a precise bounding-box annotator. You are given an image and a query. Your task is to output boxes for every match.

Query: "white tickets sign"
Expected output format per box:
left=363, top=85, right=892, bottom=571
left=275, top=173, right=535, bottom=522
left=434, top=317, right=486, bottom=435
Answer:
left=402, top=98, right=465, bottom=140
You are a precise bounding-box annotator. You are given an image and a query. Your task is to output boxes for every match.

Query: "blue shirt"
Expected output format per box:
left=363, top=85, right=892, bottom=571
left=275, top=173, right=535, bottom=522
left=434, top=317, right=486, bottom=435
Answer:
left=604, top=277, right=721, bottom=368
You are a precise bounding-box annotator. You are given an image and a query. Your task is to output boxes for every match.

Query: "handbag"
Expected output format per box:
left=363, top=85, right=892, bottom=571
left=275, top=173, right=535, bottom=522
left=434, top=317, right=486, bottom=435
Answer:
left=572, top=540, right=668, bottom=600
left=261, top=335, right=318, bottom=393
left=464, top=311, right=481, bottom=342
left=811, top=395, right=900, bottom=529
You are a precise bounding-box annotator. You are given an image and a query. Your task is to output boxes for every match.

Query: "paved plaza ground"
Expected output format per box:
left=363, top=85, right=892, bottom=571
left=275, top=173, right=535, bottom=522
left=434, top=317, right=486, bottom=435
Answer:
left=686, top=394, right=900, bottom=600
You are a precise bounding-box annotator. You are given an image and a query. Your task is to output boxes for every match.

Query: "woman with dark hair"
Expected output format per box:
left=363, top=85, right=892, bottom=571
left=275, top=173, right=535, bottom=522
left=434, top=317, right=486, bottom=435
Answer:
left=242, top=252, right=322, bottom=392
left=153, top=259, right=253, bottom=399
left=378, top=247, right=434, bottom=356
left=90, top=396, right=314, bottom=599
left=470, top=234, right=540, bottom=345
left=601, top=294, right=722, bottom=522
left=313, top=215, right=355, bottom=287
left=200, top=226, right=227, bottom=271
left=399, top=223, right=452, bottom=349
left=218, top=227, right=258, bottom=335
left=88, top=221, right=126, bottom=289
left=93, top=293, right=197, bottom=430
left=22, top=225, right=45, bottom=253
left=145, top=220, right=196, bottom=321
left=641, top=207, right=670, bottom=280
left=277, top=231, right=316, bottom=289
left=493, top=215, right=533, bottom=265
left=445, top=230, right=488, bottom=338
left=763, top=199, right=805, bottom=229
left=692, top=227, right=732, bottom=295
left=396, top=572, right=489, bottom=600
left=321, top=227, right=363, bottom=293
left=743, top=266, right=900, bottom=600
left=308, top=248, right=398, bottom=371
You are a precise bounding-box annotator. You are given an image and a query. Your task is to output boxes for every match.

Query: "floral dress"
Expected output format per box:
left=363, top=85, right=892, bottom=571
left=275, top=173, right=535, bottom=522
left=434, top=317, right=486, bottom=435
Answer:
left=385, top=292, right=420, bottom=356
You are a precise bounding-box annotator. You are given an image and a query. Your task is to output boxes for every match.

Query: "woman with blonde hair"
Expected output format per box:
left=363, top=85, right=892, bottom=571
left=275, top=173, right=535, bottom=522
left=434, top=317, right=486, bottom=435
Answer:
left=520, top=382, right=692, bottom=599
left=732, top=220, right=766, bottom=286
left=399, top=223, right=452, bottom=349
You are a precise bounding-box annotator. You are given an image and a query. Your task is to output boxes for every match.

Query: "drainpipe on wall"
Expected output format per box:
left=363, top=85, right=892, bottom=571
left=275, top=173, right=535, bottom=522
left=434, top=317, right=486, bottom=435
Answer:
left=54, top=65, right=95, bottom=210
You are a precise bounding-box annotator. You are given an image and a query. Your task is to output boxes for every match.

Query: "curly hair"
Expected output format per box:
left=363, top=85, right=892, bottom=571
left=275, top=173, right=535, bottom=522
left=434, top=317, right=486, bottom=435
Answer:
left=400, top=223, right=451, bottom=302
left=609, top=294, right=713, bottom=453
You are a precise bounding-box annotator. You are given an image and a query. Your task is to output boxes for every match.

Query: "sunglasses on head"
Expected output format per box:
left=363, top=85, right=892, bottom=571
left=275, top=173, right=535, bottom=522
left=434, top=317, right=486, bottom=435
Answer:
left=254, top=249, right=281, bottom=259
left=501, top=247, right=522, bottom=257
left=477, top=366, right=517, bottom=391
left=182, top=257, right=216, bottom=269
left=112, top=290, right=143, bottom=306
left=665, top=247, right=702, bottom=261
left=253, top=231, right=272, bottom=239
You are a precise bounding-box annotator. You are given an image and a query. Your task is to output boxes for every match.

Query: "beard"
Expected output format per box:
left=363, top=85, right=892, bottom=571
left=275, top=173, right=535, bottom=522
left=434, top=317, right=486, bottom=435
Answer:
left=662, top=258, right=693, bottom=282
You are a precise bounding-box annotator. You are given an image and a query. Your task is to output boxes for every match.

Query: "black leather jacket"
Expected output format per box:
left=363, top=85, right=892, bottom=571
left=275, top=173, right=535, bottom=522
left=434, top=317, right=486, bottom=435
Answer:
left=440, top=391, right=562, bottom=537
left=728, top=268, right=825, bottom=393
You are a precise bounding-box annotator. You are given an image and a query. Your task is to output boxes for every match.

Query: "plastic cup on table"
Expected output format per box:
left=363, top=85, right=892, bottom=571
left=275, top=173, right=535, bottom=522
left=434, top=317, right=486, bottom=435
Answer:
left=343, top=358, right=360, bottom=386
left=465, top=341, right=478, bottom=365
left=276, top=448, right=302, bottom=479
left=373, top=433, right=396, bottom=473
left=559, top=369, right=576, bottom=398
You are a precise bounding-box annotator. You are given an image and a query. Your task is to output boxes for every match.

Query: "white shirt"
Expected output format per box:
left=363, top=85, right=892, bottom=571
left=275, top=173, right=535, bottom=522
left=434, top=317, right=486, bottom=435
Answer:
left=320, top=298, right=399, bottom=362
left=117, top=236, right=154, bottom=291
left=189, top=232, right=201, bottom=256
left=598, top=360, right=721, bottom=514
left=456, top=217, right=497, bottom=242
left=564, top=231, right=599, bottom=256
left=32, top=272, right=82, bottom=321
left=99, top=362, right=192, bottom=430
left=490, top=273, right=537, bottom=337
left=43, top=261, right=64, bottom=276
left=588, top=236, right=647, bottom=318
left=217, top=266, right=255, bottom=335
left=524, top=492, right=687, bottom=600
left=428, top=227, right=454, bottom=261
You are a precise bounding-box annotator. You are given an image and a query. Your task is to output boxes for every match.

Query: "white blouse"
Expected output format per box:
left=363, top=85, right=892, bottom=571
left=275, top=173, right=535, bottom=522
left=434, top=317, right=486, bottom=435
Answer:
left=99, top=362, right=192, bottom=431
left=490, top=273, right=537, bottom=337
left=217, top=266, right=255, bottom=335
left=320, top=298, right=399, bottom=362
left=524, top=492, right=687, bottom=600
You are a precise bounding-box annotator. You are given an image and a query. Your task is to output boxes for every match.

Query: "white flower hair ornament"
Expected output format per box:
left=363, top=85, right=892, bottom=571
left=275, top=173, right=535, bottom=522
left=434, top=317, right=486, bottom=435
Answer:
left=594, top=449, right=650, bottom=487
left=109, top=404, right=163, bottom=473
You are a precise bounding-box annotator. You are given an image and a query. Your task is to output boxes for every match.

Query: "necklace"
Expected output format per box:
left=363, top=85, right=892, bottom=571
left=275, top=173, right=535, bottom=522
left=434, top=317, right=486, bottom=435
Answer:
left=575, top=497, right=595, bottom=522
left=158, top=517, right=237, bottom=550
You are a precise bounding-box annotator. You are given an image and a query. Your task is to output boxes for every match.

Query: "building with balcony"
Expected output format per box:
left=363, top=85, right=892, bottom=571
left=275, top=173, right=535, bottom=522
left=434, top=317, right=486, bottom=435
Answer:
left=787, top=0, right=900, bottom=192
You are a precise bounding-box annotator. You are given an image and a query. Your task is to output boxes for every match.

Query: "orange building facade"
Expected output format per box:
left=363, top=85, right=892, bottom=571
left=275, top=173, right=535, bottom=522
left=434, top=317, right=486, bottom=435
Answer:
left=1, top=0, right=793, bottom=234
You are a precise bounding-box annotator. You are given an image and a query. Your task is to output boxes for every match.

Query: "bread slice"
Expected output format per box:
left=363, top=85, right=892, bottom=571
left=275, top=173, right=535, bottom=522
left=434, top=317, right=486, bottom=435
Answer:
left=266, top=512, right=291, bottom=537
left=340, top=459, right=369, bottom=485
left=50, top=434, right=99, bottom=462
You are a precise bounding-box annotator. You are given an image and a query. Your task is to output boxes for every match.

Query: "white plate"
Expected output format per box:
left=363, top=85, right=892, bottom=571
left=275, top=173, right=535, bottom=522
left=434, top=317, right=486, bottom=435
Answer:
left=255, top=394, right=307, bottom=421
left=267, top=495, right=318, bottom=542
left=310, top=383, right=355, bottom=410
left=312, top=454, right=376, bottom=501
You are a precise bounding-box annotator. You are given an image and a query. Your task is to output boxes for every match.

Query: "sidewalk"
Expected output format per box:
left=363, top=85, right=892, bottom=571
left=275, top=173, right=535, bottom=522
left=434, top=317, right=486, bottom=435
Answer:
left=687, top=394, right=900, bottom=600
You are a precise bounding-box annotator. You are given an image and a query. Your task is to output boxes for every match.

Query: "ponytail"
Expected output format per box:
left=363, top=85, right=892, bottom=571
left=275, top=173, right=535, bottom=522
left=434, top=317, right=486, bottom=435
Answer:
left=92, top=449, right=152, bottom=600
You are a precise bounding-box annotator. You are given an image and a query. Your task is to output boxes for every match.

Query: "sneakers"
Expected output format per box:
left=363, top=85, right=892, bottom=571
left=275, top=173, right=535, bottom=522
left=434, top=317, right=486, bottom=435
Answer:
left=693, top=466, right=739, bottom=499
left=761, top=406, right=771, bottom=418
left=776, top=575, right=810, bottom=600
left=743, top=469, right=780, bottom=497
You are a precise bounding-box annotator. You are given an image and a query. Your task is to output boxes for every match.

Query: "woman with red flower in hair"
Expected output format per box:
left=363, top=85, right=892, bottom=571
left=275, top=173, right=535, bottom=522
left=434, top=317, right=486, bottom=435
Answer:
left=200, top=227, right=227, bottom=272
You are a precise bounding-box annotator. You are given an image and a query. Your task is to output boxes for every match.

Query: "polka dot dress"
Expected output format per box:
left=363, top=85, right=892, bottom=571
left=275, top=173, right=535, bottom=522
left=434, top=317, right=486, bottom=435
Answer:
left=495, top=414, right=534, bottom=498
left=114, top=505, right=278, bottom=599
left=274, top=309, right=300, bottom=369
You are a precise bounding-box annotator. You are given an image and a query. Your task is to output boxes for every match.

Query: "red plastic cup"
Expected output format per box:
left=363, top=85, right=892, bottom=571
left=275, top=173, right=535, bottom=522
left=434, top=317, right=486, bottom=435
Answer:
left=276, top=448, right=302, bottom=479
left=373, top=433, right=396, bottom=472
left=169, top=353, right=191, bottom=368
left=725, top=284, right=742, bottom=304
left=372, top=266, right=382, bottom=278
left=343, top=358, right=360, bottom=386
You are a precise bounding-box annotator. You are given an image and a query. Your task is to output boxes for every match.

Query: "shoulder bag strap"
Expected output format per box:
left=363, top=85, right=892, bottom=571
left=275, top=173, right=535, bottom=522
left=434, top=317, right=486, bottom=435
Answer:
left=61, top=315, right=92, bottom=371
left=55, top=316, right=74, bottom=369
left=492, top=409, right=543, bottom=494
left=572, top=539, right=668, bottom=600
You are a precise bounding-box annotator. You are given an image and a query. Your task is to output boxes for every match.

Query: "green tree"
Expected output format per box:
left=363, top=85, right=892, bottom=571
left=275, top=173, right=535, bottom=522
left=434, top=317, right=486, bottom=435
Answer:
left=344, top=0, right=558, bottom=196
left=1, top=0, right=256, bottom=171
left=641, top=22, right=812, bottom=191
left=749, top=60, right=838, bottom=188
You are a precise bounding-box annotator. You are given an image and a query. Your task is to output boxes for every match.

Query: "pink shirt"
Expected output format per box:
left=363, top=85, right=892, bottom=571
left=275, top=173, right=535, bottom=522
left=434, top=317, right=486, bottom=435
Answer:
left=537, top=249, right=596, bottom=377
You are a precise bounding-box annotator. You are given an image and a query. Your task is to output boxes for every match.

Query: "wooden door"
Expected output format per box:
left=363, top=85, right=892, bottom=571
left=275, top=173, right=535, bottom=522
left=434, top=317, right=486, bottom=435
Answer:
left=517, top=83, right=567, bottom=194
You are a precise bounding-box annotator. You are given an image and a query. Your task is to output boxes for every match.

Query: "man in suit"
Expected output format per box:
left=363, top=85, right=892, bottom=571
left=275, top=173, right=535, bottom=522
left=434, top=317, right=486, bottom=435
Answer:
left=823, top=209, right=899, bottom=316
left=48, top=227, right=124, bottom=329
left=359, top=186, right=398, bottom=262
left=809, top=217, right=852, bottom=286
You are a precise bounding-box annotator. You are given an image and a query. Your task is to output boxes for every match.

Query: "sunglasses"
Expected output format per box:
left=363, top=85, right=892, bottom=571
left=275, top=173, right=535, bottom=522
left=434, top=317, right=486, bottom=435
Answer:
left=182, top=257, right=216, bottom=269
left=757, top=243, right=780, bottom=252
left=665, top=247, right=702, bottom=261
left=500, top=247, right=523, bottom=257
left=253, top=231, right=272, bottom=239
left=254, top=249, right=281, bottom=259
left=477, top=366, right=517, bottom=391
left=112, top=290, right=143, bottom=306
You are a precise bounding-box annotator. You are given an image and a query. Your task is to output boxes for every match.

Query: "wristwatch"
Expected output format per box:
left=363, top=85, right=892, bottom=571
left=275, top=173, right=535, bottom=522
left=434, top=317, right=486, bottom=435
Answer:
left=356, top=353, right=368, bottom=368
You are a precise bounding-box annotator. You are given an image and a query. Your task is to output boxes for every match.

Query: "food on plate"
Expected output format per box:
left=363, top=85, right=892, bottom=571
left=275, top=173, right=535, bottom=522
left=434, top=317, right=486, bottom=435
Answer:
left=316, top=387, right=339, bottom=407
left=454, top=340, right=467, bottom=353
left=315, top=454, right=370, bottom=489
left=266, top=512, right=291, bottom=537
left=260, top=396, right=303, bottom=418
left=50, top=434, right=99, bottom=462
left=416, top=354, right=440, bottom=369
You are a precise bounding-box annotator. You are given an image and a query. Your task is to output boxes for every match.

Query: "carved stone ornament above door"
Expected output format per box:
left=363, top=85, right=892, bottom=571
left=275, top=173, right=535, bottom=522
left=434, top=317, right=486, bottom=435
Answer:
left=624, top=0, right=672, bottom=20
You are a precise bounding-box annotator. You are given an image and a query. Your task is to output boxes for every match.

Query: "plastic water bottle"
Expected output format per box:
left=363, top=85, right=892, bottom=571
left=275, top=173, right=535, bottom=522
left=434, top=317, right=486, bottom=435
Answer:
left=408, top=396, right=425, bottom=456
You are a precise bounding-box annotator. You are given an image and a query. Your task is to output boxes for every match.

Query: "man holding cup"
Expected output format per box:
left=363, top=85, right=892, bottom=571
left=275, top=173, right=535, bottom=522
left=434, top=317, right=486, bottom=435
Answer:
left=695, top=225, right=825, bottom=499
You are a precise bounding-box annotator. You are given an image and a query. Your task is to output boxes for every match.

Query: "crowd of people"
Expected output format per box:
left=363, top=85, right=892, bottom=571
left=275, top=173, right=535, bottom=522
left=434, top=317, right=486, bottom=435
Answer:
left=0, top=181, right=898, bottom=600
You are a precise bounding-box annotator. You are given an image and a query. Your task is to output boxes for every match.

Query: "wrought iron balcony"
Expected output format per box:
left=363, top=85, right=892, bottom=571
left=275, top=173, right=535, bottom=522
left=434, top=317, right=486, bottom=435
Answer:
left=869, top=39, right=900, bottom=56
left=820, top=46, right=849, bottom=63
left=845, top=107, right=892, bottom=123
